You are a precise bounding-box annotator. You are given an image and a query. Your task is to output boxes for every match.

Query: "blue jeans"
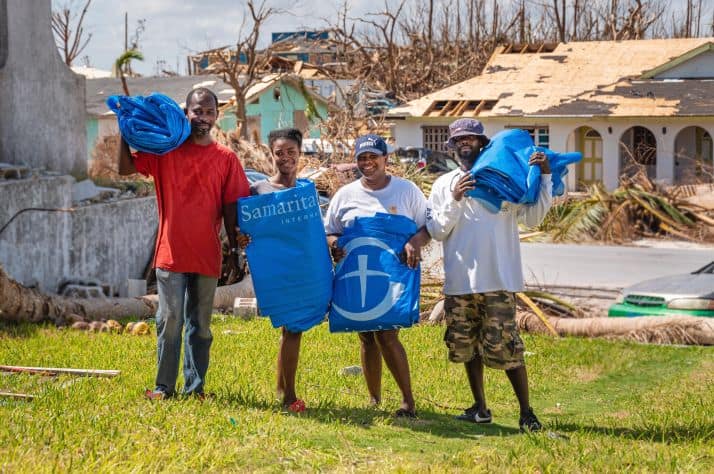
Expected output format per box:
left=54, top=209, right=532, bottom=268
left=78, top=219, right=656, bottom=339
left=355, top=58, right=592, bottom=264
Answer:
left=154, top=268, right=217, bottom=395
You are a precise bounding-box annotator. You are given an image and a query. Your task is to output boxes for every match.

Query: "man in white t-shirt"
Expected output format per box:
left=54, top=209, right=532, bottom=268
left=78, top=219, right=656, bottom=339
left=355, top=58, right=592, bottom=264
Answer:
left=426, top=118, right=552, bottom=432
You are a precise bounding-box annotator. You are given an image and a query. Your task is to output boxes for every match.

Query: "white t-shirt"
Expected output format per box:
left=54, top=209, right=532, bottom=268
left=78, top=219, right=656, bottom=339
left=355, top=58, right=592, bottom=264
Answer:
left=426, top=169, right=553, bottom=295
left=324, top=176, right=428, bottom=234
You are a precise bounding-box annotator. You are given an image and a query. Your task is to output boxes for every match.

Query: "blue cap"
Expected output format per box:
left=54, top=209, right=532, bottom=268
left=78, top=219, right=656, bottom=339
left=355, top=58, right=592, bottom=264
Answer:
left=354, top=134, right=388, bottom=158
left=446, top=118, right=487, bottom=148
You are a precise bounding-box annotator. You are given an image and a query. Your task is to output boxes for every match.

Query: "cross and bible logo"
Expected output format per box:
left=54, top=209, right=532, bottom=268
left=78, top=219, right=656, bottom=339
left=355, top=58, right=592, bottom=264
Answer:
left=329, top=213, right=420, bottom=333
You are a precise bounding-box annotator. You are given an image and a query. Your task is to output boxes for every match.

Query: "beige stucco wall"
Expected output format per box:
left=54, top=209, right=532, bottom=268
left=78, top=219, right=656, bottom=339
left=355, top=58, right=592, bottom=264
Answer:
left=392, top=117, right=714, bottom=191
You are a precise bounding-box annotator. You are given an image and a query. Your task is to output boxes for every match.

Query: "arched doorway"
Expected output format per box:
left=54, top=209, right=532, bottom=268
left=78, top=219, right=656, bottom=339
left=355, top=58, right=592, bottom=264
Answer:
left=674, top=126, right=713, bottom=184
left=619, top=126, right=656, bottom=180
left=572, top=126, right=603, bottom=189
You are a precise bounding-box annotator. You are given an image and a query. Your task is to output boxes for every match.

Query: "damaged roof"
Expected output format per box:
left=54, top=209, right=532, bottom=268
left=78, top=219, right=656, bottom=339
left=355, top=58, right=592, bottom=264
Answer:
left=86, top=73, right=330, bottom=117
left=389, top=37, right=714, bottom=119
left=86, top=75, right=234, bottom=116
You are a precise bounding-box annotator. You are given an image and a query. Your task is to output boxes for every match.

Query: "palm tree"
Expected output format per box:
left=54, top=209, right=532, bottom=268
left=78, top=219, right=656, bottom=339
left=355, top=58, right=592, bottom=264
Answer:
left=113, top=49, right=144, bottom=96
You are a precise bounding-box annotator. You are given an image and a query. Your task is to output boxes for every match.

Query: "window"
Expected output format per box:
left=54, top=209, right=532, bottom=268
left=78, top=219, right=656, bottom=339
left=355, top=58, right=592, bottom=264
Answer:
left=422, top=126, right=450, bottom=153
left=506, top=125, right=549, bottom=147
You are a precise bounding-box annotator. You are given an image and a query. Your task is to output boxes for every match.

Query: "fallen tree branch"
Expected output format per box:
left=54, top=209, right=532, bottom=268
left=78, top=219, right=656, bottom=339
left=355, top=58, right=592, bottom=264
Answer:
left=0, top=365, right=120, bottom=378
left=0, top=263, right=257, bottom=324
left=0, top=264, right=156, bottom=324
left=516, top=292, right=559, bottom=336
left=0, top=391, right=34, bottom=400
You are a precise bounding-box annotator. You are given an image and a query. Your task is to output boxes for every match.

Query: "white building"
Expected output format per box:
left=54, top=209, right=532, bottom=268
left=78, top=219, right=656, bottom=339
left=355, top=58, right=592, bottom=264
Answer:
left=388, top=38, right=714, bottom=191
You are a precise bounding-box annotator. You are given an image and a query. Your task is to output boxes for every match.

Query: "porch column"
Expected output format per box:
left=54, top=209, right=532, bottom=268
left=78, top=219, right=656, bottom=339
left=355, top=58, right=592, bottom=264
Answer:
left=602, top=135, right=620, bottom=191
left=656, top=128, right=674, bottom=185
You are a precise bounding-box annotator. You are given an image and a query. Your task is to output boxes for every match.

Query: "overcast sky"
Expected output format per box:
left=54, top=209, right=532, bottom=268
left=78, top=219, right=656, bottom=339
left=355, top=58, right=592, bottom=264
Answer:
left=55, top=0, right=707, bottom=76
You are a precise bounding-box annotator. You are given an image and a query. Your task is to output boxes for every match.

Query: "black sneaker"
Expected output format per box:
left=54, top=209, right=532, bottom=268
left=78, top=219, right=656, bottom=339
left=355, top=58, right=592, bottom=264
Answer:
left=455, top=403, right=492, bottom=423
left=519, top=407, right=542, bottom=433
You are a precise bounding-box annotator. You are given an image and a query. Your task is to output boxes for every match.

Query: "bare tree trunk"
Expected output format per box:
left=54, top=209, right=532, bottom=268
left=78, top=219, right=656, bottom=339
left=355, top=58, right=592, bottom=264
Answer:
left=491, top=0, right=499, bottom=38
left=551, top=0, right=567, bottom=42
left=51, top=0, right=93, bottom=66
left=467, top=0, right=475, bottom=44
left=119, top=73, right=130, bottom=96
left=518, top=312, right=714, bottom=346
left=0, top=264, right=258, bottom=324
left=0, top=265, right=156, bottom=324
left=518, top=0, right=526, bottom=44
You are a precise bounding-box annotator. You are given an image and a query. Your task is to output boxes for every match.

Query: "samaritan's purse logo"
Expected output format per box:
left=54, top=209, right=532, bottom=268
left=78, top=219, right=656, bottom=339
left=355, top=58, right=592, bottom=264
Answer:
left=332, top=237, right=404, bottom=322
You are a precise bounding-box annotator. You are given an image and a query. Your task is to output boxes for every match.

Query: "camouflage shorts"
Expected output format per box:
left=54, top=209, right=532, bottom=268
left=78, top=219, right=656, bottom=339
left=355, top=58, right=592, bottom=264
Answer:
left=443, top=292, right=525, bottom=370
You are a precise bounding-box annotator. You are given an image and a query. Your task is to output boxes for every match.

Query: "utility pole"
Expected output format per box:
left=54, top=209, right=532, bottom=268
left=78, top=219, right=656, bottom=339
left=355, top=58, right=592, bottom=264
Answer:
left=124, top=12, right=131, bottom=76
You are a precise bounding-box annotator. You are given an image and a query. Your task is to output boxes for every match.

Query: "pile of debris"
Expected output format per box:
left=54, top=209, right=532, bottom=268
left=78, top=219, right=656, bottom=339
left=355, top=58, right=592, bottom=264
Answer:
left=419, top=277, right=714, bottom=346
left=213, top=128, right=275, bottom=176
left=68, top=320, right=150, bottom=335
left=536, top=170, right=714, bottom=243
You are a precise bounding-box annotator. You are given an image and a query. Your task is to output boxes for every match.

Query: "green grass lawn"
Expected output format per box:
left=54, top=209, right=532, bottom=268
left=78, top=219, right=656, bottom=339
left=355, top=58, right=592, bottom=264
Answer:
left=1, top=317, right=712, bottom=473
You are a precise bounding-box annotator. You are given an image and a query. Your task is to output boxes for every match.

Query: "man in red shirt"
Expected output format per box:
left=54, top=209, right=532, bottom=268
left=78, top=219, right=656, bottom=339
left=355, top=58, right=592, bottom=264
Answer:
left=118, top=87, right=249, bottom=399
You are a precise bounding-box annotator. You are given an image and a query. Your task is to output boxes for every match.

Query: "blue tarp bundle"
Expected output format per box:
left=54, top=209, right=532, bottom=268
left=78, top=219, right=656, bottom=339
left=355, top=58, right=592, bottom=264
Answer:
left=330, top=213, right=420, bottom=333
left=238, top=179, right=332, bottom=333
left=465, top=129, right=582, bottom=212
left=106, top=93, right=191, bottom=155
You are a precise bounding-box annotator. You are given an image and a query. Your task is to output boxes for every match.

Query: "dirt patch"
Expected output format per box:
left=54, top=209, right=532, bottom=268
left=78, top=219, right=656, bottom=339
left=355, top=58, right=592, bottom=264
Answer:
left=688, top=359, right=714, bottom=384
left=574, top=366, right=603, bottom=383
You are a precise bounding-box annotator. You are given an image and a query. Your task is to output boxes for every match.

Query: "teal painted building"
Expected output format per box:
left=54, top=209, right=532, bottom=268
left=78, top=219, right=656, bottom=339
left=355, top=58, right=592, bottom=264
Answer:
left=236, top=74, right=330, bottom=144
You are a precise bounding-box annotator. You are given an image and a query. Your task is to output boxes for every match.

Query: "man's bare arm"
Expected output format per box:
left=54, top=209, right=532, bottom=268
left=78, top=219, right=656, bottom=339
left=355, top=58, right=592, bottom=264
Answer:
left=117, top=137, right=137, bottom=175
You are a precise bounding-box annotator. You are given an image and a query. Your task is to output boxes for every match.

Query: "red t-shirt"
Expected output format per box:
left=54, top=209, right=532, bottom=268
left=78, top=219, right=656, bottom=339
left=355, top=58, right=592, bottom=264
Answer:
left=134, top=141, right=249, bottom=278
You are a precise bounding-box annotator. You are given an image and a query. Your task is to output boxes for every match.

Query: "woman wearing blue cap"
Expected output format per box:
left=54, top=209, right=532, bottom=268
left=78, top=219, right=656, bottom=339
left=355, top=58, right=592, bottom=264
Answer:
left=324, top=134, right=430, bottom=417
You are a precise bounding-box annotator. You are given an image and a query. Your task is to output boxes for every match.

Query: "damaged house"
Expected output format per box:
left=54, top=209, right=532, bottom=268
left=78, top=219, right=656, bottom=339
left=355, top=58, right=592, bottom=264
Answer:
left=388, top=37, right=714, bottom=190
left=86, top=73, right=330, bottom=155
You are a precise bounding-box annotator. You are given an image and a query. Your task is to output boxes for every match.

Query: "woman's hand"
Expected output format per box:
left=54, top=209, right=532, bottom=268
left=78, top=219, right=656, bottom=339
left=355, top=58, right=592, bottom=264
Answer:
left=403, top=239, right=422, bottom=269
left=235, top=227, right=250, bottom=248
left=330, top=241, right=345, bottom=262
left=403, top=228, right=430, bottom=269
left=327, top=235, right=345, bottom=262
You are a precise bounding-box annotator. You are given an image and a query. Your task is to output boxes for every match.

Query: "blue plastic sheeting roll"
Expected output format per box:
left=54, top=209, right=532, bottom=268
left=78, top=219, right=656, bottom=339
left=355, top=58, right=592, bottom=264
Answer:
left=106, top=93, right=191, bottom=155
left=465, top=129, right=582, bottom=212
left=238, top=179, right=332, bottom=333
left=330, top=213, right=420, bottom=333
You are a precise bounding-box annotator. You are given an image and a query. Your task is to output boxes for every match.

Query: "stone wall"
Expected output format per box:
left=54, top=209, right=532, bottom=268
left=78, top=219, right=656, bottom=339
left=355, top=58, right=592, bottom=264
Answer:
left=0, top=176, right=73, bottom=292
left=0, top=176, right=158, bottom=295
left=70, top=197, right=157, bottom=296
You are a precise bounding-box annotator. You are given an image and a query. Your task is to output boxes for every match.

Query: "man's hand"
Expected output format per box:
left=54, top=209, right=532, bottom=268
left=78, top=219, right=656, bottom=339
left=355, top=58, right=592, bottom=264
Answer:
left=117, top=137, right=137, bottom=175
left=529, top=151, right=551, bottom=174
left=452, top=172, right=475, bottom=202
left=223, top=253, right=245, bottom=282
